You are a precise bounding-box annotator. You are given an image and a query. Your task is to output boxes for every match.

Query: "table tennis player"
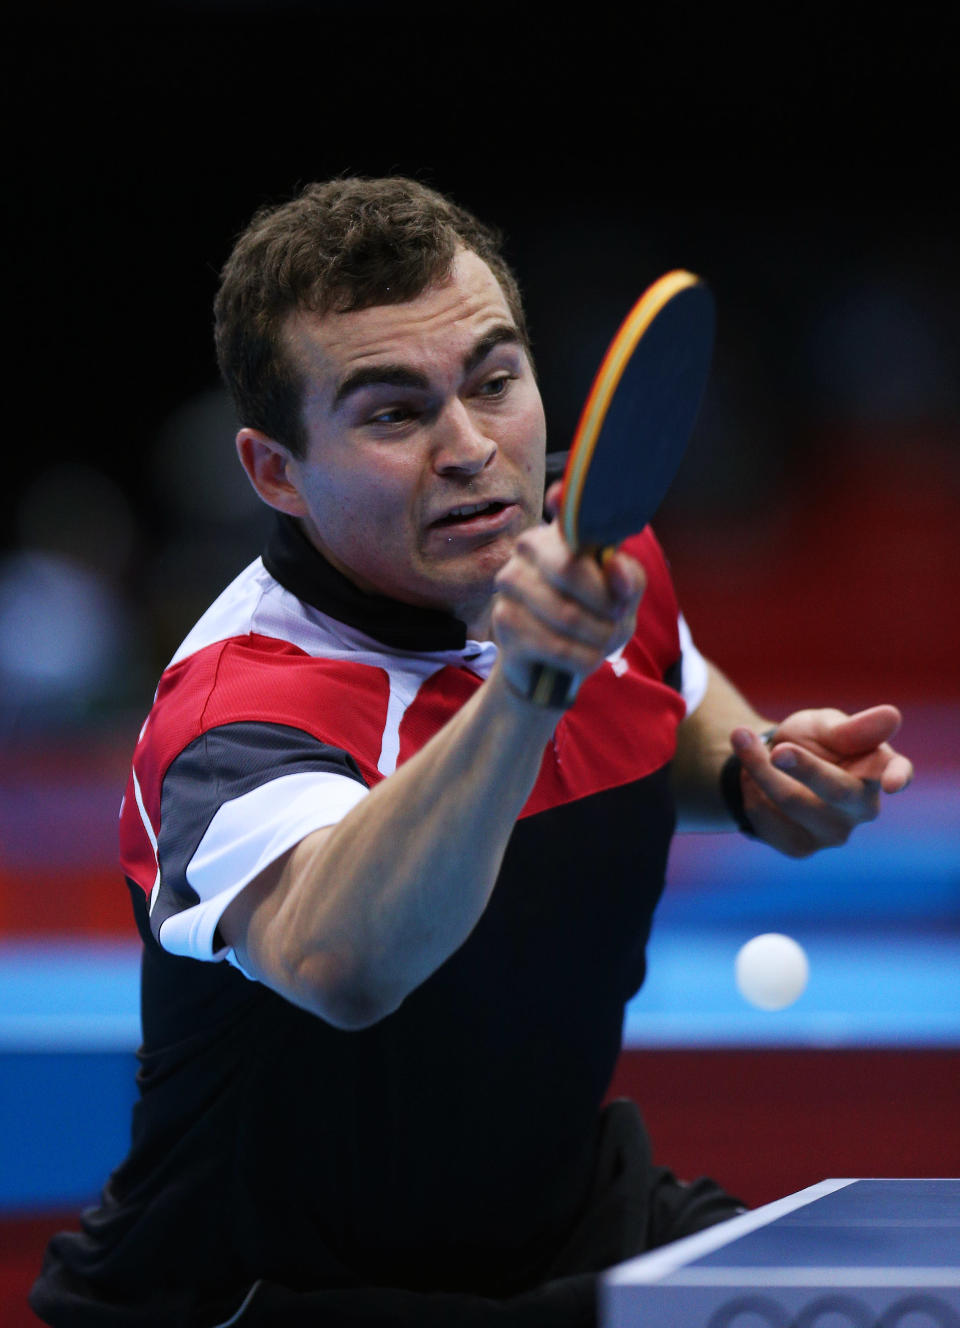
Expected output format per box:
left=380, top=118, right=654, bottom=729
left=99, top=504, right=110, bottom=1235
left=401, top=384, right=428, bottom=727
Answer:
left=31, top=177, right=913, bottom=1327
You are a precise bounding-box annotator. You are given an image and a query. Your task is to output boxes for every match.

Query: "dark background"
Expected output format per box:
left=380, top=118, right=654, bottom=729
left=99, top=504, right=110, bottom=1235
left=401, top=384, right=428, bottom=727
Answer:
left=5, top=2, right=958, bottom=719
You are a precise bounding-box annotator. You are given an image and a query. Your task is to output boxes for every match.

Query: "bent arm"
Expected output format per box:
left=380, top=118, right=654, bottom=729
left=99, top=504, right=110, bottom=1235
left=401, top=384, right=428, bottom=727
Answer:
left=672, top=659, right=913, bottom=854
left=672, top=661, right=772, bottom=831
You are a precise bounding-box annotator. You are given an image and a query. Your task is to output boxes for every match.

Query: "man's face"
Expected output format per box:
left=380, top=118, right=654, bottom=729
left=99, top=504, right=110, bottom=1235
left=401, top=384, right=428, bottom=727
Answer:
left=282, top=249, right=547, bottom=636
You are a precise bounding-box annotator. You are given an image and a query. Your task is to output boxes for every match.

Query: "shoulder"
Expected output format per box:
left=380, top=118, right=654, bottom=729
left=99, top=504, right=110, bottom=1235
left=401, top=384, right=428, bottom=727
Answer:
left=140, top=557, right=398, bottom=780
left=621, top=527, right=681, bottom=653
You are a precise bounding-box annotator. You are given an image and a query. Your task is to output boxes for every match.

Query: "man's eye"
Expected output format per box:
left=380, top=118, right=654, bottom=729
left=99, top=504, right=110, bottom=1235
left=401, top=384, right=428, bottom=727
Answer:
left=368, top=406, right=413, bottom=426
left=478, top=374, right=514, bottom=398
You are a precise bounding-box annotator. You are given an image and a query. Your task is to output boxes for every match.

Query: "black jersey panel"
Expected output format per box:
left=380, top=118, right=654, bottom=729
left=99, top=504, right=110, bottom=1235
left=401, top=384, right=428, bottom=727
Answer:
left=35, top=760, right=676, bottom=1317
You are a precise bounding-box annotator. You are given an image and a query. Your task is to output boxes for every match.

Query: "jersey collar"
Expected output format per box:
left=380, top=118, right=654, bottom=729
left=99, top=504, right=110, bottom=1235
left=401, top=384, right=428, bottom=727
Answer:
left=262, top=454, right=567, bottom=654
left=263, top=514, right=470, bottom=651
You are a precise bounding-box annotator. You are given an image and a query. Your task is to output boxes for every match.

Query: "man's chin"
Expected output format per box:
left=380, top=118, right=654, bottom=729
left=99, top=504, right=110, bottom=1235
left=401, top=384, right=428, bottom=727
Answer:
left=402, top=557, right=507, bottom=633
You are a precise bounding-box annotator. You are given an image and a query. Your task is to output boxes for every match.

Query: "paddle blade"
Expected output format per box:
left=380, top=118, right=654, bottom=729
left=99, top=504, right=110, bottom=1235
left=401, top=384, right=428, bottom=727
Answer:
left=562, top=273, right=715, bottom=552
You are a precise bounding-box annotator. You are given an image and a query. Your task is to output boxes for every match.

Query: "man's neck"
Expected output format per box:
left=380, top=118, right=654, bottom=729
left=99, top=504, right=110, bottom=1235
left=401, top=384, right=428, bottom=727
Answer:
left=263, top=514, right=476, bottom=652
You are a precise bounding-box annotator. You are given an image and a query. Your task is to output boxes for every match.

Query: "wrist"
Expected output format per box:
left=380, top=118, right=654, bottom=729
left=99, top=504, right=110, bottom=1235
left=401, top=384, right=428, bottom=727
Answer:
left=497, top=658, right=580, bottom=712
left=487, top=661, right=572, bottom=727
left=720, top=727, right=777, bottom=836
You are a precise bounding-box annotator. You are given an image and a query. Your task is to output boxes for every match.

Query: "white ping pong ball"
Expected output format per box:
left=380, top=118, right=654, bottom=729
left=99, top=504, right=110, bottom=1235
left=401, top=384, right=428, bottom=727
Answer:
left=735, top=933, right=809, bottom=1010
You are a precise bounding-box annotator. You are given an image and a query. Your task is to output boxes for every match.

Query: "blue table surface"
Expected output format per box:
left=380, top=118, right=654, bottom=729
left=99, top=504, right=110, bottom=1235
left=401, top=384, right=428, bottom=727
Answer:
left=697, top=1181, right=960, bottom=1269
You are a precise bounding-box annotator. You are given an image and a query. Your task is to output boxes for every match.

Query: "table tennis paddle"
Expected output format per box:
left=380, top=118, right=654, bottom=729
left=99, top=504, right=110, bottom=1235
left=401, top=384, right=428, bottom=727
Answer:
left=528, top=269, right=716, bottom=708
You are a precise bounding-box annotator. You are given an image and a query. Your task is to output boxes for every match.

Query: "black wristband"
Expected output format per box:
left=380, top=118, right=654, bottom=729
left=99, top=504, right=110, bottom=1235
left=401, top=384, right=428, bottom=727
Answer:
left=720, top=728, right=778, bottom=837
left=720, top=754, right=757, bottom=837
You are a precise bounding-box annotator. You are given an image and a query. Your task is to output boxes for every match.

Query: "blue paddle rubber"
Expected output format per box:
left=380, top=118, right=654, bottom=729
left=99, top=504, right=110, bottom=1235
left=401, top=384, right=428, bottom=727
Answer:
left=525, top=274, right=715, bottom=709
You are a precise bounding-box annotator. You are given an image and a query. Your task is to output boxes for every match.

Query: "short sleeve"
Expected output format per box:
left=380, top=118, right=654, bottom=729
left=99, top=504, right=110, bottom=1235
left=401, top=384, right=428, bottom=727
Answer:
left=678, top=615, right=708, bottom=715
left=142, top=722, right=369, bottom=971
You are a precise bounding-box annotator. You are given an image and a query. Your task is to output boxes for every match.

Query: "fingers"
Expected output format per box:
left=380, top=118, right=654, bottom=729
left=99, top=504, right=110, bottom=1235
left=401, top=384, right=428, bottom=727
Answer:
left=813, top=704, right=903, bottom=758
left=732, top=705, right=914, bottom=855
left=765, top=705, right=913, bottom=792
left=777, top=705, right=902, bottom=762
left=544, top=480, right=563, bottom=518
left=879, top=751, right=914, bottom=794
left=507, top=529, right=641, bottom=624
left=766, top=742, right=877, bottom=814
left=492, top=524, right=645, bottom=680
left=823, top=707, right=913, bottom=792
left=602, top=547, right=645, bottom=604
left=733, top=728, right=879, bottom=850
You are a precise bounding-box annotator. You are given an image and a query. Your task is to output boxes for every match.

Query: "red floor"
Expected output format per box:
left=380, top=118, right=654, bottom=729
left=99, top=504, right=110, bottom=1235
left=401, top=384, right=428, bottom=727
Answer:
left=1, top=1213, right=77, bottom=1327
left=7, top=1047, right=959, bottom=1323
left=607, top=1046, right=960, bottom=1208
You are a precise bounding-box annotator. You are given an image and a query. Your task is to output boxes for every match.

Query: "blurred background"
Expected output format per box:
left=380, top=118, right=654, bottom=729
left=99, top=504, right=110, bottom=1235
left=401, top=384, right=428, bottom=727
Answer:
left=2, top=2, right=958, bottom=1320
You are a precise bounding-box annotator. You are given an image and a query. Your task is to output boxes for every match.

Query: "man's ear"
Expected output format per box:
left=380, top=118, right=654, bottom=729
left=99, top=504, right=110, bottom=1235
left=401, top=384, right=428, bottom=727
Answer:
left=236, top=428, right=309, bottom=517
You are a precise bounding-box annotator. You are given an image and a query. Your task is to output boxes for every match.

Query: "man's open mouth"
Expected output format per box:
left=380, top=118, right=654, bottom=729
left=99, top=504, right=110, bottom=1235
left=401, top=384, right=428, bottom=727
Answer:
left=431, top=501, right=510, bottom=528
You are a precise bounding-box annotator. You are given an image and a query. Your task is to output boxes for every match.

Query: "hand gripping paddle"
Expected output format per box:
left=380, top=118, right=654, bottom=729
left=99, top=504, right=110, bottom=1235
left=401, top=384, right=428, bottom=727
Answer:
left=527, top=269, right=716, bottom=708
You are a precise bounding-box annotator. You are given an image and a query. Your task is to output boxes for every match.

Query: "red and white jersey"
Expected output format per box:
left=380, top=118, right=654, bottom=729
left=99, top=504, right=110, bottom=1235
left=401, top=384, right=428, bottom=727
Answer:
left=119, top=514, right=704, bottom=974
left=42, top=514, right=709, bottom=1316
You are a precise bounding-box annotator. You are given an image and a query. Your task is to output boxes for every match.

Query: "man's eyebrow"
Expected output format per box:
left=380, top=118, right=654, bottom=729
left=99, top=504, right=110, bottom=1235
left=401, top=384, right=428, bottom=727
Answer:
left=462, top=324, right=523, bottom=374
left=332, top=364, right=429, bottom=409
left=332, top=325, right=524, bottom=411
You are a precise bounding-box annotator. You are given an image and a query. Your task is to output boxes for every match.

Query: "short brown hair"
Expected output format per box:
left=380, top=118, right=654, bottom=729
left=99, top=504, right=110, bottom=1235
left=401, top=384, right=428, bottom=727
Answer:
left=213, top=177, right=529, bottom=457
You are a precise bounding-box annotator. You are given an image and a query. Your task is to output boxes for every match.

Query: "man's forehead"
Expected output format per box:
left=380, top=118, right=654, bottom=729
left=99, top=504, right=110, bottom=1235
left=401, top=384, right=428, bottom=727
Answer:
left=285, top=250, right=517, bottom=377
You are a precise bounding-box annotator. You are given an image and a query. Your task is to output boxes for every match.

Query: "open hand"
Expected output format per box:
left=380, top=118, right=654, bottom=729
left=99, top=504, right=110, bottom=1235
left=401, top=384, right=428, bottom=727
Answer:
left=732, top=705, right=913, bottom=858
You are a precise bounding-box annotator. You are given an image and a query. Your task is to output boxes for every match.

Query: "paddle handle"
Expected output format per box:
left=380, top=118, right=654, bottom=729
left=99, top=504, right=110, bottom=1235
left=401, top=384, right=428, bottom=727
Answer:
left=524, top=663, right=580, bottom=710
left=523, top=541, right=606, bottom=709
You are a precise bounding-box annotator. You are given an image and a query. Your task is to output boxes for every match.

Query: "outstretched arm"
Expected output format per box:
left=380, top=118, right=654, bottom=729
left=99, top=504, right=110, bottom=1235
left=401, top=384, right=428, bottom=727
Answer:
left=673, top=661, right=913, bottom=856
left=219, top=520, right=646, bottom=1029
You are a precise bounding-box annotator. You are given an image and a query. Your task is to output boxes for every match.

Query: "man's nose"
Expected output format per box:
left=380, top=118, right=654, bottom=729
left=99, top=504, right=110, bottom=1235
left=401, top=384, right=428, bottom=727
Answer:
left=432, top=400, right=496, bottom=475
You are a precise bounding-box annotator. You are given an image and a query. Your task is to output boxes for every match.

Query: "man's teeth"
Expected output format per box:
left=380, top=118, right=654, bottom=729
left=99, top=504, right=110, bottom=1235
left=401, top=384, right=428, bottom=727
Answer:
left=449, top=502, right=493, bottom=518
left=434, top=500, right=507, bottom=527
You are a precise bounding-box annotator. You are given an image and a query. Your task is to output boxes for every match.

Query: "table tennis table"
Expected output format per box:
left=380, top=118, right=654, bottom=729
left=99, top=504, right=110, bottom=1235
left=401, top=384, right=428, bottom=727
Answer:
left=603, top=1178, right=960, bottom=1326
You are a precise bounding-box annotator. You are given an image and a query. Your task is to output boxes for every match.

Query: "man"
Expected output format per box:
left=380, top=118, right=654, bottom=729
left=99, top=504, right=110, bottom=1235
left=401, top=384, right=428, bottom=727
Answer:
left=32, top=178, right=911, bottom=1327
